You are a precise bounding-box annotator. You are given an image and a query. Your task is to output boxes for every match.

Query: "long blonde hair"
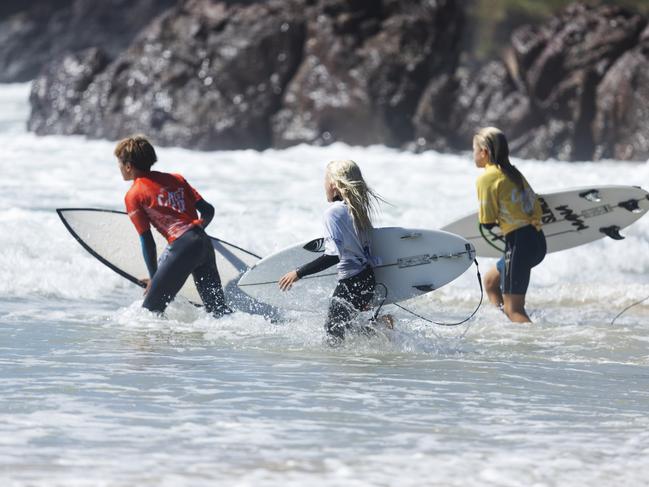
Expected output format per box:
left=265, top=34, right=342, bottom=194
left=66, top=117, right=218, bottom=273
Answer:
left=326, top=159, right=381, bottom=233
left=473, top=127, right=524, bottom=189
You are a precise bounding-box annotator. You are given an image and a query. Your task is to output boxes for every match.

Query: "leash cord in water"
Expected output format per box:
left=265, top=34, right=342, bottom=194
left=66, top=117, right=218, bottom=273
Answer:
left=389, top=259, right=483, bottom=330
left=610, top=193, right=649, bottom=324
left=611, top=293, right=649, bottom=325
left=371, top=283, right=388, bottom=320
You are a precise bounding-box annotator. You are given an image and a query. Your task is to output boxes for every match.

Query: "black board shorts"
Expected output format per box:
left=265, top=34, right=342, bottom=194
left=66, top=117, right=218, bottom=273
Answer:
left=496, top=225, right=546, bottom=295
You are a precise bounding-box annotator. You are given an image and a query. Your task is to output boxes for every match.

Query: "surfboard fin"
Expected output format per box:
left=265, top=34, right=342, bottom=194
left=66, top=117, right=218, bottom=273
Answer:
left=579, top=189, right=601, bottom=202
left=600, top=225, right=625, bottom=240
left=618, top=199, right=642, bottom=213
left=400, top=232, right=422, bottom=240
left=413, top=284, right=435, bottom=292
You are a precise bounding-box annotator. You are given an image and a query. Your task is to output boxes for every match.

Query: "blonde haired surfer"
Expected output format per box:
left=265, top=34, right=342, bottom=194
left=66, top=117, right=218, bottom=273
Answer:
left=279, top=160, right=382, bottom=343
left=474, top=127, right=546, bottom=322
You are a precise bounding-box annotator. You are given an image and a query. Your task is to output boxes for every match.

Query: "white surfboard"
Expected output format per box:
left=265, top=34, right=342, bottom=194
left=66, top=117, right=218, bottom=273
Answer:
left=441, top=185, right=649, bottom=258
left=237, top=227, right=475, bottom=311
left=57, top=208, right=266, bottom=312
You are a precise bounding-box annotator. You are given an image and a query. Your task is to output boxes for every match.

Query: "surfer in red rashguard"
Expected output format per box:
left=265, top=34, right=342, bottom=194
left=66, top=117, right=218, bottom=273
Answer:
left=115, top=135, right=229, bottom=317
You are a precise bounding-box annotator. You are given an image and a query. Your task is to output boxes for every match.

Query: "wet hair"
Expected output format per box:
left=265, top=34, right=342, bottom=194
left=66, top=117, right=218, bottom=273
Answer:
left=326, top=159, right=382, bottom=233
left=474, top=127, right=524, bottom=189
left=114, top=135, right=157, bottom=171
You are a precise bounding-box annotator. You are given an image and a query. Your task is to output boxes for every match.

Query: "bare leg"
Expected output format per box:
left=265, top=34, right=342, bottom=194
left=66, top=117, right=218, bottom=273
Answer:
left=503, top=294, right=531, bottom=323
left=483, top=266, right=504, bottom=309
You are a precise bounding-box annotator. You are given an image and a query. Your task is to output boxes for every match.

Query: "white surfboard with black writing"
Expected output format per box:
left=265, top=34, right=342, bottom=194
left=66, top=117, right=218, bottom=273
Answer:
left=237, top=227, right=475, bottom=311
left=441, top=185, right=649, bottom=258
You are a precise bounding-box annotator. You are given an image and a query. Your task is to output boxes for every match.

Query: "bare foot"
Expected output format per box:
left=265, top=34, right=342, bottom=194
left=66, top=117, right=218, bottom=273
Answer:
left=376, top=314, right=394, bottom=329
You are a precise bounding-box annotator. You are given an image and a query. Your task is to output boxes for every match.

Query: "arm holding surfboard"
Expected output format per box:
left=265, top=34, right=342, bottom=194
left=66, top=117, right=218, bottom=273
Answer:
left=138, top=230, right=156, bottom=294
left=279, top=254, right=340, bottom=291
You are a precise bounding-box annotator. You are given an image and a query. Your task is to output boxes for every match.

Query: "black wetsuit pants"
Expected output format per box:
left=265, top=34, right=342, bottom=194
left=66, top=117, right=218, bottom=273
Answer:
left=325, top=266, right=375, bottom=341
left=143, top=226, right=228, bottom=317
left=497, top=225, right=547, bottom=295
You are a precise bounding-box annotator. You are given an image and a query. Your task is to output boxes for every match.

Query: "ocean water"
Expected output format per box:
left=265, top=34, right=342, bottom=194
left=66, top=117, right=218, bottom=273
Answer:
left=1, top=82, right=649, bottom=487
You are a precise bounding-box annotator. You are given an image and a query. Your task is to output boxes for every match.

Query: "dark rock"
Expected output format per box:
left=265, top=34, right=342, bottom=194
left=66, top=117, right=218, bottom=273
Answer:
left=593, top=25, right=649, bottom=161
left=0, top=0, right=177, bottom=83
left=271, top=0, right=463, bottom=148
left=29, top=0, right=307, bottom=150
left=414, top=61, right=536, bottom=153
left=0, top=0, right=68, bottom=19
left=515, top=4, right=645, bottom=160
left=24, top=1, right=649, bottom=160
left=411, top=72, right=461, bottom=152
left=428, top=3, right=647, bottom=160
left=28, top=48, right=110, bottom=135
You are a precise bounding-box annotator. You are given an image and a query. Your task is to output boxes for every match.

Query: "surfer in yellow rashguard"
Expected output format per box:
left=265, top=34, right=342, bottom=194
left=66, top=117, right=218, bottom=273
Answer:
left=473, top=127, right=546, bottom=323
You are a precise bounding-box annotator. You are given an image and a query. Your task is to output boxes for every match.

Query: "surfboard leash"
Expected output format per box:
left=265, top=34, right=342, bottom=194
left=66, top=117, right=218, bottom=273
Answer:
left=371, top=283, right=389, bottom=320
left=610, top=293, right=649, bottom=325
left=387, top=259, right=484, bottom=330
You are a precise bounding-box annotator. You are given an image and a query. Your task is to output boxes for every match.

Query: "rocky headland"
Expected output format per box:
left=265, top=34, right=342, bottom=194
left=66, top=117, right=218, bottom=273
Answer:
left=3, top=0, right=648, bottom=161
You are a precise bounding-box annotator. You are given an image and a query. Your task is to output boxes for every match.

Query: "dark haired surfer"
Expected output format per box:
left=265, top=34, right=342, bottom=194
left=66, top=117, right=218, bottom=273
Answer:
left=115, top=135, right=229, bottom=317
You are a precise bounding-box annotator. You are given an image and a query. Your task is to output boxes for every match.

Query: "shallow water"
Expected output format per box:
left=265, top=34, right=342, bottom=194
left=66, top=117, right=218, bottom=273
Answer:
left=1, top=83, right=649, bottom=486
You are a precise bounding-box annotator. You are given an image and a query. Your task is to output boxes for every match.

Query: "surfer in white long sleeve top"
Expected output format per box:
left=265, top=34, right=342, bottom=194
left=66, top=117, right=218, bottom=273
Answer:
left=294, top=200, right=373, bottom=279
left=278, top=160, right=382, bottom=344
